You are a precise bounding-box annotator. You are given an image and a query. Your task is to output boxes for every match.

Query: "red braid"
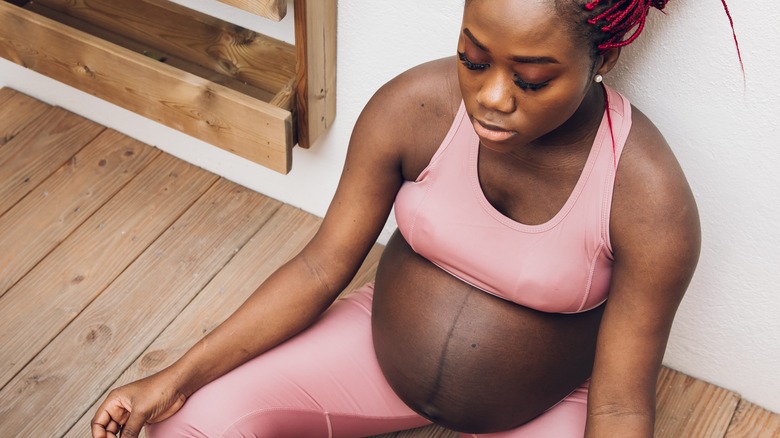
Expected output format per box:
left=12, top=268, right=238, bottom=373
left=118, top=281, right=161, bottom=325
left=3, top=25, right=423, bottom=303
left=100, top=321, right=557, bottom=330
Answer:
left=583, top=0, right=744, bottom=73
left=718, top=0, right=745, bottom=76
left=584, top=0, right=669, bottom=50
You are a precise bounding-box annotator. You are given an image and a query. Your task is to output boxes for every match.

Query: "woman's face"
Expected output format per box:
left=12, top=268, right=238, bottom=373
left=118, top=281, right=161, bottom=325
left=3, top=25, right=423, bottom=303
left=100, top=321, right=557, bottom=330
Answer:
left=458, top=0, right=597, bottom=153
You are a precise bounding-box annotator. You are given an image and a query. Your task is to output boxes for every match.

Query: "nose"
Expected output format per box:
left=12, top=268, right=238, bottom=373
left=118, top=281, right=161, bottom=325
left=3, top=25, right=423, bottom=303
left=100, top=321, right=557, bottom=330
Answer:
left=476, top=69, right=517, bottom=114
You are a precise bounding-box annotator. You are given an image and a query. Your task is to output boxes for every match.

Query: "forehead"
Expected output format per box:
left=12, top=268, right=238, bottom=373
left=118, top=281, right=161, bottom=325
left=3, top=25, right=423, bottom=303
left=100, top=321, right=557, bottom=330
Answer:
left=463, top=0, right=583, bottom=60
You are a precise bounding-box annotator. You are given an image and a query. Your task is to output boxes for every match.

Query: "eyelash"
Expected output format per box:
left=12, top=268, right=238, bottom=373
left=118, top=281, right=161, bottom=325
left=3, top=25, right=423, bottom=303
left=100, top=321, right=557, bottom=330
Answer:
left=457, top=51, right=548, bottom=92
left=458, top=50, right=489, bottom=70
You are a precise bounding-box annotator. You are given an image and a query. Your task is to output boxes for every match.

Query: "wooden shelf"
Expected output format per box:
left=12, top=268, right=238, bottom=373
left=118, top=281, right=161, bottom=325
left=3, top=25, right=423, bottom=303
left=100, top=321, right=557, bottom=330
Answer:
left=216, top=0, right=287, bottom=21
left=0, top=0, right=336, bottom=174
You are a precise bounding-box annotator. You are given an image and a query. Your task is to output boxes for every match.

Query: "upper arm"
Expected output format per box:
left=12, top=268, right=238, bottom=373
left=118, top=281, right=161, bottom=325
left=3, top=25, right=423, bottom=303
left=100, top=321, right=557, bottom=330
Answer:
left=297, top=59, right=458, bottom=297
left=587, top=108, right=701, bottom=426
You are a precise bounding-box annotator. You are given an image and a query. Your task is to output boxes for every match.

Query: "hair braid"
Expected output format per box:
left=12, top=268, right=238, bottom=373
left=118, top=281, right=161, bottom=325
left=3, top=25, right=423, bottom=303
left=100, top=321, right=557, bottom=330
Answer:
left=583, top=0, right=669, bottom=50
left=717, top=0, right=745, bottom=76
left=580, top=0, right=743, bottom=74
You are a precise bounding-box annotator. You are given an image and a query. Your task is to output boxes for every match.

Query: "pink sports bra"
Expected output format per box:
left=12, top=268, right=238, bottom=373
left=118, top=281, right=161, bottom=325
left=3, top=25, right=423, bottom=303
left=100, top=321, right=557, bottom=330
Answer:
left=394, top=86, right=632, bottom=314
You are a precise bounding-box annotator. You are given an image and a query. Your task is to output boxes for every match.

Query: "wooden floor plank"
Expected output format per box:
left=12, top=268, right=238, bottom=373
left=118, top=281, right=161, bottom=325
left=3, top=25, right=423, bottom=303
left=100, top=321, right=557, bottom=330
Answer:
left=0, top=106, right=104, bottom=216
left=0, top=88, right=51, bottom=146
left=0, top=153, right=217, bottom=389
left=725, top=400, right=780, bottom=438
left=655, top=367, right=741, bottom=438
left=65, top=205, right=322, bottom=437
left=0, top=87, right=13, bottom=105
left=0, top=180, right=281, bottom=437
left=0, top=130, right=159, bottom=298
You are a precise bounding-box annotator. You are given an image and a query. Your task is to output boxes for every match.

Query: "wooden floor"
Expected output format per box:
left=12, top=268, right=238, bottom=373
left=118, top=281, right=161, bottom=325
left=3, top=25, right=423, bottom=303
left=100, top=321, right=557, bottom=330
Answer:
left=0, top=87, right=777, bottom=438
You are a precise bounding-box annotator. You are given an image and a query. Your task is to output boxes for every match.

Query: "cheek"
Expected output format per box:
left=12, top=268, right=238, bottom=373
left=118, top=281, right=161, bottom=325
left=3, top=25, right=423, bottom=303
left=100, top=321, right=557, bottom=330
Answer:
left=457, top=65, right=480, bottom=102
left=541, top=91, right=584, bottom=119
left=528, top=81, right=590, bottom=125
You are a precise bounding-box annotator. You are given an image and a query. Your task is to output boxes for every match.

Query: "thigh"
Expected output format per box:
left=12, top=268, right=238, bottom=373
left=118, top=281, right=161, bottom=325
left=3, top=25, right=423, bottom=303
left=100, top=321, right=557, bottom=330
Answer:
left=460, top=384, right=588, bottom=438
left=147, top=284, right=429, bottom=438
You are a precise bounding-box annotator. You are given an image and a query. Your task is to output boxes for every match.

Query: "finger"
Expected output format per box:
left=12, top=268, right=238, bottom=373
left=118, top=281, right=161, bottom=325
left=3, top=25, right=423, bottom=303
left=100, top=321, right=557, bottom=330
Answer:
left=91, top=418, right=119, bottom=438
left=91, top=406, right=113, bottom=433
left=93, top=397, right=131, bottom=427
left=92, top=407, right=117, bottom=438
left=92, top=397, right=131, bottom=438
left=91, top=420, right=108, bottom=438
left=106, top=419, right=121, bottom=435
left=119, top=412, right=147, bottom=438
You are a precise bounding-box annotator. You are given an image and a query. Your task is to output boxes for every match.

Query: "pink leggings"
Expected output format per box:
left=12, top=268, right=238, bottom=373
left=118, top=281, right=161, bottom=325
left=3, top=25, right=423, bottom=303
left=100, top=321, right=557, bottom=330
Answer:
left=147, top=284, right=588, bottom=437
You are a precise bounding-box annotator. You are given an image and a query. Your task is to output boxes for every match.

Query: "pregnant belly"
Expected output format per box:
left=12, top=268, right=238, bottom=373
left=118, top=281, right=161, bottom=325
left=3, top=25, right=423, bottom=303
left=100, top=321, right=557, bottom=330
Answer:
left=371, top=230, right=605, bottom=433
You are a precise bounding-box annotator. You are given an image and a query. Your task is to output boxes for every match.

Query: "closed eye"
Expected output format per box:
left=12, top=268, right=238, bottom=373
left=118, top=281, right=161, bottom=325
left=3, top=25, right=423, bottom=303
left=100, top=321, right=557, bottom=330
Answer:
left=458, top=51, right=489, bottom=70
left=460, top=50, right=549, bottom=91
left=513, top=74, right=549, bottom=92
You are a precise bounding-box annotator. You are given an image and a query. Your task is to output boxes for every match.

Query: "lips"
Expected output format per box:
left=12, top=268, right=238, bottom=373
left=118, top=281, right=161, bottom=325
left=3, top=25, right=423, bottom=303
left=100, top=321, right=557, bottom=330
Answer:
left=472, top=119, right=517, bottom=142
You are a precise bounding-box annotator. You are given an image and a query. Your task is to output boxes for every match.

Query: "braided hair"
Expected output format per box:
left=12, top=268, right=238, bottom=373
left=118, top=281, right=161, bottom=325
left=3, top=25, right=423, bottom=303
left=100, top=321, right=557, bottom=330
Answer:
left=583, top=0, right=670, bottom=50
left=562, top=0, right=743, bottom=72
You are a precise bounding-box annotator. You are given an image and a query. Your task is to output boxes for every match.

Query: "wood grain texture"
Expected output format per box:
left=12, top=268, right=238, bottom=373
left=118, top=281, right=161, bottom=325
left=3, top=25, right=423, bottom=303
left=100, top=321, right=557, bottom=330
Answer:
left=65, top=205, right=321, bottom=437
left=0, top=129, right=158, bottom=298
left=270, top=76, right=296, bottom=112
left=0, top=106, right=104, bottom=216
left=0, top=0, right=336, bottom=171
left=215, top=0, right=287, bottom=21
left=0, top=2, right=294, bottom=173
left=294, top=0, right=337, bottom=148
left=25, top=2, right=278, bottom=104
left=655, top=367, right=741, bottom=438
left=0, top=85, right=12, bottom=104
left=0, top=179, right=281, bottom=437
left=725, top=400, right=780, bottom=438
left=0, top=88, right=51, bottom=146
left=0, top=153, right=217, bottom=389
left=32, top=0, right=296, bottom=92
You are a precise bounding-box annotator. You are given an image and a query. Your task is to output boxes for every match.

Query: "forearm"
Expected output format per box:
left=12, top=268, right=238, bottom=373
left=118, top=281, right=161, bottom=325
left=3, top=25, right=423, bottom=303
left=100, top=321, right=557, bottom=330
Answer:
left=163, top=256, right=340, bottom=397
left=585, top=375, right=657, bottom=438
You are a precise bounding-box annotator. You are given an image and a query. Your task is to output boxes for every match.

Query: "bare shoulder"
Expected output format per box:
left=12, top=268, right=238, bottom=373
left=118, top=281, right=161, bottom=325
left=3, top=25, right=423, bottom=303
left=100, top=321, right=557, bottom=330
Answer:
left=368, top=56, right=461, bottom=126
left=355, top=57, right=462, bottom=180
left=611, top=105, right=701, bottom=266
left=305, top=58, right=462, bottom=283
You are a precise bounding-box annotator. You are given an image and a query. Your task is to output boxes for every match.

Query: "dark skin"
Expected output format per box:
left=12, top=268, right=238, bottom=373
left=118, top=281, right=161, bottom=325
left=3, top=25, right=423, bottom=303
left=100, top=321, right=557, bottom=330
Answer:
left=373, top=230, right=606, bottom=432
left=92, top=1, right=700, bottom=437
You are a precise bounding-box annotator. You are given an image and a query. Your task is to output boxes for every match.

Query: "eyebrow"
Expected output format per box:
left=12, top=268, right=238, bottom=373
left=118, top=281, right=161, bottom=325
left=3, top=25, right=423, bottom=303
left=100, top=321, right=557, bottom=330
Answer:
left=463, top=28, right=560, bottom=65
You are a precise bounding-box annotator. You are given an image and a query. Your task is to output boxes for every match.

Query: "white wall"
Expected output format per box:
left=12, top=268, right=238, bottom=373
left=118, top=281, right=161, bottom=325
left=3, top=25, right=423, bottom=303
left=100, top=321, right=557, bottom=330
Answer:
left=2, top=0, right=778, bottom=413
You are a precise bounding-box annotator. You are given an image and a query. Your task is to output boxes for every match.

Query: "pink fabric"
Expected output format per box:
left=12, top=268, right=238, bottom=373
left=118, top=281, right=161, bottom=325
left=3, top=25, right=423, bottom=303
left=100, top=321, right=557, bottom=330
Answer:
left=394, top=86, right=633, bottom=313
left=146, top=284, right=589, bottom=437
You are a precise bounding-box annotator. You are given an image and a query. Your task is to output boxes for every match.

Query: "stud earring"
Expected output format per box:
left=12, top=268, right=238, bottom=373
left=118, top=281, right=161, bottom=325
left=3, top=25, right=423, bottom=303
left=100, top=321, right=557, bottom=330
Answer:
left=594, top=74, right=603, bottom=83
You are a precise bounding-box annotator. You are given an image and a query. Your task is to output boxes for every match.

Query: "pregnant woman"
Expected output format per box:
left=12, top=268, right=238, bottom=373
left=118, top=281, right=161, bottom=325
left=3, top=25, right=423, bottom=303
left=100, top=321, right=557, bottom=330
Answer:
left=91, top=1, right=738, bottom=436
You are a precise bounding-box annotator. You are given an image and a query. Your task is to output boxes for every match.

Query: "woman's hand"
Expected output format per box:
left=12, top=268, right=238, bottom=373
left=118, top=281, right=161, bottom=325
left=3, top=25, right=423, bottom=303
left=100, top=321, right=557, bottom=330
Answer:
left=91, top=371, right=187, bottom=438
